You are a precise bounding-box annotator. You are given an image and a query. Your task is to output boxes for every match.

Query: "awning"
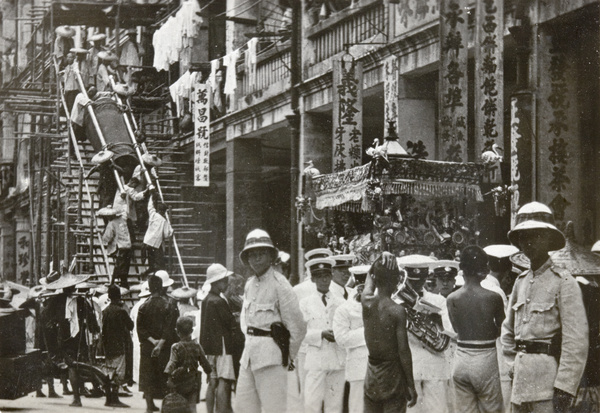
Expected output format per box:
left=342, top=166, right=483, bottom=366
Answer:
left=312, top=158, right=484, bottom=211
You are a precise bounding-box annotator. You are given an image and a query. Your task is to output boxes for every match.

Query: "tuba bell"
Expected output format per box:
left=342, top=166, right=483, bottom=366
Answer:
left=392, top=273, right=451, bottom=353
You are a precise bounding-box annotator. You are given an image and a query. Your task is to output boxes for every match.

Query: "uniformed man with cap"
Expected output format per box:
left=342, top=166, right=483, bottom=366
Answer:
left=234, top=229, right=307, bottom=413
left=483, top=244, right=519, bottom=304
left=331, top=254, right=355, bottom=300
left=332, top=264, right=369, bottom=413
left=289, top=247, right=333, bottom=412
left=300, top=257, right=346, bottom=413
left=397, top=255, right=454, bottom=413
left=501, top=202, right=588, bottom=413
left=431, top=261, right=460, bottom=298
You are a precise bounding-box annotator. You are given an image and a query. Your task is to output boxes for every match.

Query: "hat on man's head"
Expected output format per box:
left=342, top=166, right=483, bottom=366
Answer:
left=40, top=270, right=61, bottom=286
left=55, top=26, right=76, bottom=38
left=239, top=229, right=278, bottom=266
left=170, top=286, right=198, bottom=300
left=142, top=153, right=162, bottom=167
left=304, top=248, right=332, bottom=261
left=332, top=254, right=355, bottom=268
left=396, top=254, right=436, bottom=280
left=204, top=263, right=232, bottom=286
left=349, top=264, right=370, bottom=284
left=155, top=270, right=174, bottom=287
left=483, top=244, right=519, bottom=259
left=89, top=33, right=107, bottom=42
left=44, top=273, right=91, bottom=290
left=91, top=149, right=114, bottom=165
left=431, top=260, right=459, bottom=278
left=508, top=202, right=565, bottom=251
left=305, top=258, right=335, bottom=278
left=70, top=47, right=88, bottom=55
left=97, top=51, right=118, bottom=62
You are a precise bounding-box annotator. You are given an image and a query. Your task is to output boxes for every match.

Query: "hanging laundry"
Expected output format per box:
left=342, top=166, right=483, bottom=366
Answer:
left=223, top=49, right=240, bottom=95
left=245, top=38, right=258, bottom=89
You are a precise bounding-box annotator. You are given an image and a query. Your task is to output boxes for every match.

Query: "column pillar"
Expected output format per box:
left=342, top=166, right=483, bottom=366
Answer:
left=226, top=137, right=264, bottom=275
left=398, top=76, right=436, bottom=158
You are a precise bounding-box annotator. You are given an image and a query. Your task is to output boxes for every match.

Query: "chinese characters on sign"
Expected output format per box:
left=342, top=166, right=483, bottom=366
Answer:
left=17, top=234, right=30, bottom=285
left=332, top=57, right=363, bottom=172
left=194, top=83, right=210, bottom=187
left=475, top=0, right=503, bottom=183
left=384, top=56, right=399, bottom=130
left=439, top=0, right=468, bottom=162
left=510, top=93, right=533, bottom=227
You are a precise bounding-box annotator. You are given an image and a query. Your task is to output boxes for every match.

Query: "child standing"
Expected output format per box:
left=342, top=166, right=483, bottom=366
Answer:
left=165, top=316, right=212, bottom=413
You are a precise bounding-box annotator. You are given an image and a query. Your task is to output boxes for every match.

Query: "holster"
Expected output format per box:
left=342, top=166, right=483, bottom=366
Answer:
left=270, top=322, right=290, bottom=368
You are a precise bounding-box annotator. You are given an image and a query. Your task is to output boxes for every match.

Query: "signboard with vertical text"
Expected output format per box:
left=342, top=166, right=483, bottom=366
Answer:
left=194, top=83, right=210, bottom=187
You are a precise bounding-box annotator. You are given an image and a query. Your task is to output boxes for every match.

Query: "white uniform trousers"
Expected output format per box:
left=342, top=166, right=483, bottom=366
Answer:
left=287, top=353, right=306, bottom=413
left=304, top=369, right=345, bottom=413
left=234, top=363, right=288, bottom=413
left=409, top=379, right=453, bottom=413
left=349, top=380, right=365, bottom=413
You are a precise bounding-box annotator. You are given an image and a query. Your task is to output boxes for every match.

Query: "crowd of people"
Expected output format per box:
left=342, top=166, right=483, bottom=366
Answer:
left=15, top=200, right=597, bottom=413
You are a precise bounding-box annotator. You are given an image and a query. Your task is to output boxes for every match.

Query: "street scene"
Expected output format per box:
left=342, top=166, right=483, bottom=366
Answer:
left=0, top=0, right=599, bottom=412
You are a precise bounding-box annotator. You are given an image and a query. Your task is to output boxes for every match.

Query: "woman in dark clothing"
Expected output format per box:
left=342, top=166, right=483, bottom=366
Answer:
left=137, top=274, right=179, bottom=413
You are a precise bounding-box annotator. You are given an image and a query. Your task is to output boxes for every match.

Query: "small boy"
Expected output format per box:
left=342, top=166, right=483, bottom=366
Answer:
left=165, top=317, right=212, bottom=413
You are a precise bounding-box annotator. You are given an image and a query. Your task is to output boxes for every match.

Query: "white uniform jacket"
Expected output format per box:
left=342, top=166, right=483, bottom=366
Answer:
left=300, top=292, right=346, bottom=371
left=332, top=298, right=367, bottom=382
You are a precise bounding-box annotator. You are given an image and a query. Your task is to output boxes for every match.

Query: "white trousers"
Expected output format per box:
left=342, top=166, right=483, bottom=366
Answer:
left=287, top=352, right=307, bottom=413
left=409, top=379, right=453, bottom=413
left=303, top=369, right=345, bottom=413
left=234, top=363, right=288, bottom=413
left=349, top=380, right=365, bottom=413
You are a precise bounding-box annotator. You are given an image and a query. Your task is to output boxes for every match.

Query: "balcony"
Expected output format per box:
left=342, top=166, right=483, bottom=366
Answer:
left=238, top=43, right=291, bottom=104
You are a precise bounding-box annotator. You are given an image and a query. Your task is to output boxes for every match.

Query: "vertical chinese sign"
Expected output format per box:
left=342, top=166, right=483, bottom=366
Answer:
left=439, top=0, right=468, bottom=162
left=332, top=56, right=363, bottom=172
left=384, top=55, right=399, bottom=129
left=475, top=0, right=503, bottom=183
left=16, top=219, right=31, bottom=285
left=194, top=83, right=210, bottom=187
left=538, top=32, right=581, bottom=227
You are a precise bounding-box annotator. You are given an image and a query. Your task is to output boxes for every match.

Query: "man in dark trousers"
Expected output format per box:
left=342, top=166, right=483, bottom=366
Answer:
left=137, top=274, right=179, bottom=412
left=362, top=253, right=417, bottom=413
left=447, top=246, right=505, bottom=413
left=201, top=263, right=239, bottom=413
left=101, top=284, right=133, bottom=408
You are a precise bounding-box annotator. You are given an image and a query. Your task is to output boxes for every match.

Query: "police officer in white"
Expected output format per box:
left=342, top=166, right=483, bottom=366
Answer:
left=234, top=229, right=307, bottom=413
left=332, top=264, right=370, bottom=413
left=300, top=257, right=346, bottom=413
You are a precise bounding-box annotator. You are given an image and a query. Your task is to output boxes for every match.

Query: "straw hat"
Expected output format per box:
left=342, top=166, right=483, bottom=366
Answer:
left=91, top=149, right=114, bottom=165
left=155, top=270, right=174, bottom=287
left=40, top=270, right=61, bottom=285
left=239, top=229, right=278, bottom=266
left=97, top=206, right=119, bottom=217
left=55, top=26, right=76, bottom=38
left=44, top=273, right=91, bottom=290
left=97, top=51, right=118, bottom=62
left=142, top=153, right=162, bottom=167
left=170, top=286, right=198, bottom=300
left=70, top=47, right=89, bottom=55
left=508, top=202, right=566, bottom=251
left=89, top=33, right=107, bottom=42
left=204, top=264, right=232, bottom=286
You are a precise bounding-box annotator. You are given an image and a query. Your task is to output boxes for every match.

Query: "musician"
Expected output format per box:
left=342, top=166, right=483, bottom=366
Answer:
left=431, top=261, right=459, bottom=298
left=300, top=257, right=346, bottom=413
left=501, top=202, right=588, bottom=413
left=362, top=253, right=417, bottom=412
left=397, top=256, right=454, bottom=413
left=447, top=246, right=505, bottom=413
left=332, top=265, right=369, bottom=413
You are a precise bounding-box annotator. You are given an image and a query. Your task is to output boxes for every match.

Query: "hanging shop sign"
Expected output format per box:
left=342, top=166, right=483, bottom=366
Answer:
left=193, top=83, right=210, bottom=187
left=393, top=0, right=439, bottom=38
left=384, top=55, right=399, bottom=130
left=332, top=56, right=363, bottom=172
left=439, top=0, right=468, bottom=162
left=475, top=0, right=503, bottom=183
left=510, top=92, right=533, bottom=227
left=538, top=32, right=581, bottom=226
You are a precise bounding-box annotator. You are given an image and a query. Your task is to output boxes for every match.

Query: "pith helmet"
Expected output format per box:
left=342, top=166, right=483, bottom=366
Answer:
left=508, top=202, right=565, bottom=251
left=239, top=229, right=278, bottom=266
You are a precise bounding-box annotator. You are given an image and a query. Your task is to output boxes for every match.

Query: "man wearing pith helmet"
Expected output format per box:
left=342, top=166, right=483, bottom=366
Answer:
left=234, top=229, right=307, bottom=413
left=501, top=202, right=588, bottom=413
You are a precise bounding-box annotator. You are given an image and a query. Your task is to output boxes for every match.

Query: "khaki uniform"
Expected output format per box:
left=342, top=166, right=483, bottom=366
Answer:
left=501, top=259, right=588, bottom=409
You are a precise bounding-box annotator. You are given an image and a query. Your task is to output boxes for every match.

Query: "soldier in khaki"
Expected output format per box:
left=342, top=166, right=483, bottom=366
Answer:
left=501, top=202, right=588, bottom=413
left=234, top=229, right=307, bottom=413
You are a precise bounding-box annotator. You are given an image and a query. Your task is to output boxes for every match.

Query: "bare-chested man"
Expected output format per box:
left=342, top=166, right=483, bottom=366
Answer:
left=362, top=253, right=417, bottom=413
left=447, top=245, right=505, bottom=413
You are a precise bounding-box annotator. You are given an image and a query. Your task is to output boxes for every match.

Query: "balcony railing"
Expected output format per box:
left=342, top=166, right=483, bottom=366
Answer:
left=240, top=47, right=291, bottom=96
left=307, top=0, right=387, bottom=64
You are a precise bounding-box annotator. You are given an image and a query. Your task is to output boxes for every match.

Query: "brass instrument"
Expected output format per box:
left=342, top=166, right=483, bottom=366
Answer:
left=393, top=276, right=451, bottom=353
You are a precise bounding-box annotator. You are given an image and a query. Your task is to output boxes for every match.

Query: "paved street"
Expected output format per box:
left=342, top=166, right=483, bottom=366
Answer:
left=0, top=384, right=208, bottom=412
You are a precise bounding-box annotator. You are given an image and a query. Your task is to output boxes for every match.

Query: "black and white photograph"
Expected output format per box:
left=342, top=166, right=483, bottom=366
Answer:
left=0, top=0, right=598, bottom=412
